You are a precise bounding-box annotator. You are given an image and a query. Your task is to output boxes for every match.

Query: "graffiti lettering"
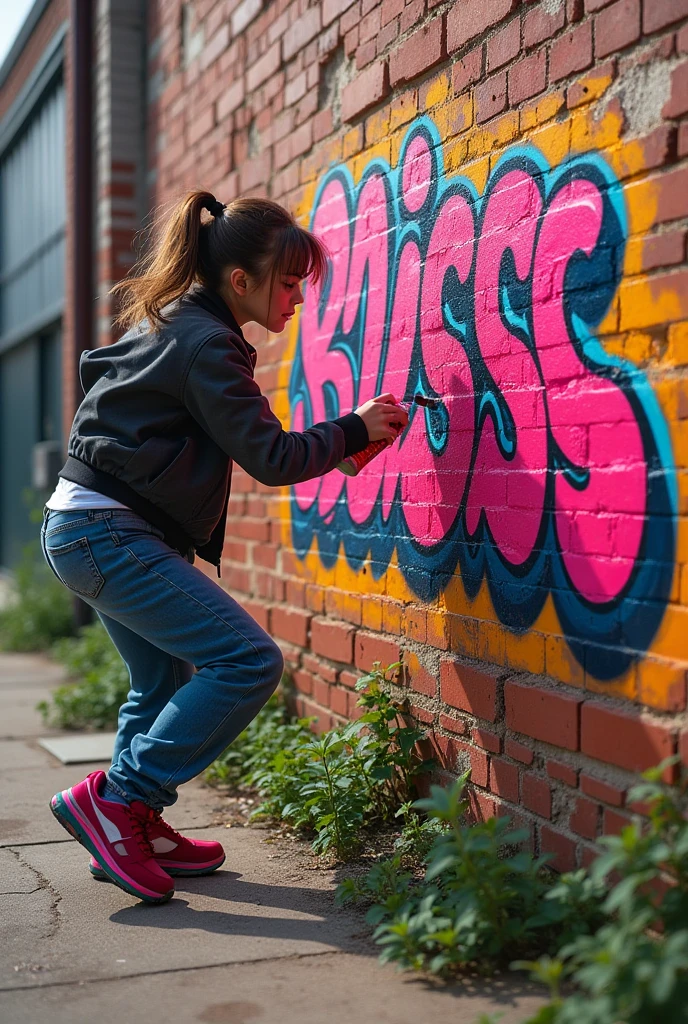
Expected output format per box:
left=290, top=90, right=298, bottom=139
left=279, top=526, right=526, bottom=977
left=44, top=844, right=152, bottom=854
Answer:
left=289, top=120, right=676, bottom=679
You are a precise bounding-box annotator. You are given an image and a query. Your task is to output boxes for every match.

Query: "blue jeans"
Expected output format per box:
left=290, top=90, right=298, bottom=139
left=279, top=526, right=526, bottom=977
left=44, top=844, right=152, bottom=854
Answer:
left=40, top=507, right=284, bottom=809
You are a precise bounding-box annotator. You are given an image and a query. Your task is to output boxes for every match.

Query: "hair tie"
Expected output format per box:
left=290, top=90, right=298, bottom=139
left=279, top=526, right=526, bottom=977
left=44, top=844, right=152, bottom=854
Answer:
left=205, top=198, right=226, bottom=218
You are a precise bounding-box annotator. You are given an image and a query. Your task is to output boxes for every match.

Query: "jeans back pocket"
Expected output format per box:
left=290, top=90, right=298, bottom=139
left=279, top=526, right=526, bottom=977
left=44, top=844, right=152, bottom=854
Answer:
left=43, top=534, right=105, bottom=599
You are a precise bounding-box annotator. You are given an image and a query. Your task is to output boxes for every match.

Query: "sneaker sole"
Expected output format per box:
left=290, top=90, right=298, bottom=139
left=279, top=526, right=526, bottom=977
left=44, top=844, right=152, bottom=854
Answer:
left=50, top=792, right=174, bottom=905
left=89, top=853, right=226, bottom=881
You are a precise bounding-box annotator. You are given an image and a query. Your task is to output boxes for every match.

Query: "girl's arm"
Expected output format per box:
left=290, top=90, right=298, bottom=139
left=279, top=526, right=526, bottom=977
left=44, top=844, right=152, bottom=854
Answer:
left=183, top=332, right=370, bottom=486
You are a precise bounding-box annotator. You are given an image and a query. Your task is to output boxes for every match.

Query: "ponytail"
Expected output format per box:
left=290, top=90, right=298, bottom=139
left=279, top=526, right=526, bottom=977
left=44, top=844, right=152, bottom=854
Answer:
left=111, top=190, right=328, bottom=330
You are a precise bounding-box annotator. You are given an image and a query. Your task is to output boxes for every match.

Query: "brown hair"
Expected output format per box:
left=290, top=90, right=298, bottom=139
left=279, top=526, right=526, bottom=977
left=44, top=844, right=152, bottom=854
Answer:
left=111, top=191, right=329, bottom=330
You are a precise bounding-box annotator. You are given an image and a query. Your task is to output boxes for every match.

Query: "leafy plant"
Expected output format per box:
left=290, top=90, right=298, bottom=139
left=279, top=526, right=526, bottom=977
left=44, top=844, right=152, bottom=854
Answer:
left=204, top=690, right=309, bottom=786
left=206, top=660, right=432, bottom=859
left=516, top=756, right=688, bottom=1024
left=337, top=770, right=605, bottom=979
left=0, top=542, right=75, bottom=652
left=37, top=620, right=129, bottom=729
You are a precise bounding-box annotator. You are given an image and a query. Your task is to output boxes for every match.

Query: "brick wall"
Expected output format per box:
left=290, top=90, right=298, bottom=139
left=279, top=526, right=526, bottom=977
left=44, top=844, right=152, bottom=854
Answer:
left=94, top=0, right=148, bottom=348
left=0, top=0, right=67, bottom=120
left=146, top=0, right=688, bottom=869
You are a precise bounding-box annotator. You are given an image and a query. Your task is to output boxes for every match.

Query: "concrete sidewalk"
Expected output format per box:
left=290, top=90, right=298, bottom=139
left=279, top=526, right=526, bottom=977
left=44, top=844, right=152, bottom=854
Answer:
left=0, top=651, right=547, bottom=1024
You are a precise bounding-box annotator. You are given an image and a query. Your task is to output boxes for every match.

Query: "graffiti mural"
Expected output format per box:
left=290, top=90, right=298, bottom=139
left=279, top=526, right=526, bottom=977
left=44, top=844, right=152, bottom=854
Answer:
left=288, top=118, right=676, bottom=681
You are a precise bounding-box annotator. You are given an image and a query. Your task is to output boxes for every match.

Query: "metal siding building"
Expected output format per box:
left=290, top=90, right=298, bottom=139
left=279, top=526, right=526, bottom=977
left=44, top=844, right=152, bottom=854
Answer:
left=0, top=14, right=66, bottom=568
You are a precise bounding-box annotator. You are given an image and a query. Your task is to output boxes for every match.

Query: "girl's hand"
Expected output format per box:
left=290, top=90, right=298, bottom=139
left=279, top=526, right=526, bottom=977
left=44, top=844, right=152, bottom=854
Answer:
left=354, top=393, right=409, bottom=445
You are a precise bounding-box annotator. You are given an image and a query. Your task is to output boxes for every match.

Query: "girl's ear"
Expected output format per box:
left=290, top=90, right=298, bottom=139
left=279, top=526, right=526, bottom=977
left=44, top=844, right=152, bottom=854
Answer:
left=227, top=266, right=248, bottom=296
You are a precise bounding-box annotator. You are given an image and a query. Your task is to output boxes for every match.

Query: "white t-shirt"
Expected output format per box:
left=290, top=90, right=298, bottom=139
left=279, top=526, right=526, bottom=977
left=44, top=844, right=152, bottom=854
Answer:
left=46, top=477, right=131, bottom=511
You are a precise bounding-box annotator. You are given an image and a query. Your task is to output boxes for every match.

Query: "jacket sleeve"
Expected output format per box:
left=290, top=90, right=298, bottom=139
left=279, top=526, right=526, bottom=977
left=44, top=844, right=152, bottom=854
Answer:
left=182, top=332, right=369, bottom=486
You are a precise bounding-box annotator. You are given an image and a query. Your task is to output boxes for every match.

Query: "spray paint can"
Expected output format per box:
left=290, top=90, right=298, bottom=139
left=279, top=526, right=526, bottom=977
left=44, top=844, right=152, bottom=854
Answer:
left=337, top=394, right=439, bottom=477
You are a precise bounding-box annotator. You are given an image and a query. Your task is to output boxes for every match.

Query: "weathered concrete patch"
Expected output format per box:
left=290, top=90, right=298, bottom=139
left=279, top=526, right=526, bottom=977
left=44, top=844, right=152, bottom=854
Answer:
left=0, top=951, right=548, bottom=1023
left=0, top=827, right=368, bottom=990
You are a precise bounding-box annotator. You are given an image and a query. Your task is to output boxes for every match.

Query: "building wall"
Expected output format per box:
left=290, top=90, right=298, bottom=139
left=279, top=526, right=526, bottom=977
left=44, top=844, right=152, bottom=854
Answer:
left=94, top=0, right=148, bottom=349
left=143, top=0, right=688, bottom=869
left=0, top=0, right=68, bottom=565
left=0, top=0, right=67, bottom=120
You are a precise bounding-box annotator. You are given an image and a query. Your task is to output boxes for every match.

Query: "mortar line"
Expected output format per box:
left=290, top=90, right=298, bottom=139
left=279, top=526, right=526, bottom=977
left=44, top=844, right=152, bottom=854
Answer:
left=0, top=948, right=358, bottom=993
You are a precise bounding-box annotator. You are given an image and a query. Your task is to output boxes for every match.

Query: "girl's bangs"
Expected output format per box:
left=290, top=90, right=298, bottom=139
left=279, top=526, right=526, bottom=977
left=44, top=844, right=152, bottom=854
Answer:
left=277, top=226, right=328, bottom=285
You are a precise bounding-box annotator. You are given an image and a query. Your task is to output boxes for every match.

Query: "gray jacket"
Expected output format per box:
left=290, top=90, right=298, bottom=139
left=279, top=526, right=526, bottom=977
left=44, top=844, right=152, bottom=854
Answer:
left=59, top=286, right=368, bottom=576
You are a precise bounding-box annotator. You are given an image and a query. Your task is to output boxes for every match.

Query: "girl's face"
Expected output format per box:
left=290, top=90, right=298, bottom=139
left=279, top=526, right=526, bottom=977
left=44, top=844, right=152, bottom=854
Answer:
left=222, top=265, right=305, bottom=334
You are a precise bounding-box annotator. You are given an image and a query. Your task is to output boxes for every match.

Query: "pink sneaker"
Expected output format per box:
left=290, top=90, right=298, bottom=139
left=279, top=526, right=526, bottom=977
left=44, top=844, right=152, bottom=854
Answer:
left=50, top=770, right=174, bottom=904
left=89, top=808, right=225, bottom=880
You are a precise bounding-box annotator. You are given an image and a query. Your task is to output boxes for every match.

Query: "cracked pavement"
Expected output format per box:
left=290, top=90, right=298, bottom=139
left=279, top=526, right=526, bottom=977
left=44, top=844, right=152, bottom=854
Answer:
left=0, top=651, right=547, bottom=1024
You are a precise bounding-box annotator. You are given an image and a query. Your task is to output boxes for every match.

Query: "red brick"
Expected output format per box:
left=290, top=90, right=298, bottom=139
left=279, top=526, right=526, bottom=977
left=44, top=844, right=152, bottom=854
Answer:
left=580, top=773, right=625, bottom=807
left=680, top=24, right=688, bottom=54
left=467, top=789, right=497, bottom=822
left=341, top=60, right=390, bottom=121
left=242, top=599, right=270, bottom=631
left=570, top=796, right=600, bottom=840
left=549, top=21, right=593, bottom=82
left=356, top=39, right=377, bottom=69
left=452, top=44, right=483, bottom=95
left=406, top=658, right=437, bottom=696
left=440, top=660, right=499, bottom=722
left=344, top=25, right=359, bottom=56
left=400, top=0, right=424, bottom=33
left=313, top=677, right=332, bottom=708
left=447, top=0, right=518, bottom=53
left=323, top=0, right=358, bottom=28
left=414, top=704, right=435, bottom=726
left=472, top=727, right=502, bottom=753
left=293, top=669, right=314, bottom=696
left=547, top=758, right=579, bottom=787
left=360, top=5, right=381, bottom=43
left=581, top=703, right=676, bottom=778
left=486, top=17, right=521, bottom=71
left=247, top=42, right=281, bottom=92
left=270, top=607, right=312, bottom=648
left=490, top=757, right=519, bottom=802
left=283, top=6, right=321, bottom=62
left=235, top=519, right=270, bottom=541
left=302, top=654, right=338, bottom=684
left=376, top=18, right=400, bottom=55
left=595, top=0, right=640, bottom=58
left=643, top=0, right=688, bottom=32
left=663, top=62, right=688, bottom=119
left=354, top=632, right=401, bottom=673
left=641, top=230, right=685, bottom=271
left=504, top=680, right=583, bottom=750
left=475, top=71, right=507, bottom=122
left=540, top=826, right=577, bottom=873
left=603, top=807, right=634, bottom=836
left=441, top=713, right=468, bottom=735
left=253, top=543, right=278, bottom=569
left=566, top=59, right=615, bottom=107
left=681, top=729, right=688, bottom=768
left=522, top=775, right=552, bottom=819
left=457, top=741, right=490, bottom=787
left=286, top=580, right=306, bottom=608
left=578, top=847, right=599, bottom=873
left=389, top=16, right=445, bottom=87
left=505, top=738, right=534, bottom=765
left=310, top=618, right=356, bottom=663
left=508, top=49, right=546, bottom=103
left=329, top=686, right=349, bottom=717
left=523, top=2, right=565, bottom=48
left=381, top=0, right=403, bottom=27
left=187, top=107, right=215, bottom=146
left=339, top=669, right=360, bottom=689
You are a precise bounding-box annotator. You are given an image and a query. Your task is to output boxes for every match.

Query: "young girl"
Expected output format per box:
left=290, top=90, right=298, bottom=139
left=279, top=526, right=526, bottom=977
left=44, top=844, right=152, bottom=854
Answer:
left=43, top=191, right=408, bottom=904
